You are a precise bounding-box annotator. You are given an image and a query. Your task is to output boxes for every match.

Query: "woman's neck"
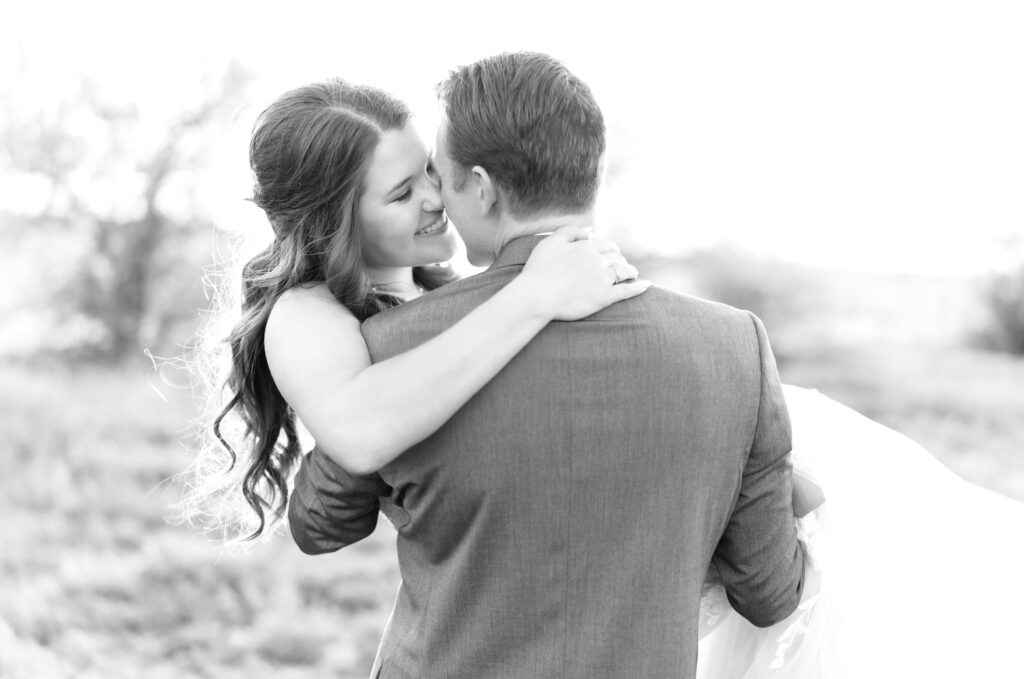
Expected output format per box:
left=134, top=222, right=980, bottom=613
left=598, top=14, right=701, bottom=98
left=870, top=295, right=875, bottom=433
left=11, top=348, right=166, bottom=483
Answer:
left=368, top=266, right=423, bottom=300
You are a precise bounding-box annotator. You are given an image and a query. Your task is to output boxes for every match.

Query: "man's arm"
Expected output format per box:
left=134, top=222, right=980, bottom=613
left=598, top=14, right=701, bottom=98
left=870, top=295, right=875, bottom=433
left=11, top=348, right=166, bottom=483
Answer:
left=288, top=448, right=391, bottom=554
left=712, top=312, right=806, bottom=628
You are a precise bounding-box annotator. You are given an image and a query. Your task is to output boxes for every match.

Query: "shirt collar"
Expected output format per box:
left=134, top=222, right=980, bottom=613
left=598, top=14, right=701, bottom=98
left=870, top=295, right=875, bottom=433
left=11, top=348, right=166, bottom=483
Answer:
left=487, top=235, right=548, bottom=272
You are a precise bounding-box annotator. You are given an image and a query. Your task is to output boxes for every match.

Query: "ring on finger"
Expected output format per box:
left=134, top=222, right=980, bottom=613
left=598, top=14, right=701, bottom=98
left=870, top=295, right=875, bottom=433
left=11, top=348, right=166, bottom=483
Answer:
left=609, top=263, right=622, bottom=284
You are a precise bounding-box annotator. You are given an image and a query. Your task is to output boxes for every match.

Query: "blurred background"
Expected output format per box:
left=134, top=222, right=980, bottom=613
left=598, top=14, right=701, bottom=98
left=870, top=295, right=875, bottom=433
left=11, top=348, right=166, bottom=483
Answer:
left=2, top=1, right=1023, bottom=677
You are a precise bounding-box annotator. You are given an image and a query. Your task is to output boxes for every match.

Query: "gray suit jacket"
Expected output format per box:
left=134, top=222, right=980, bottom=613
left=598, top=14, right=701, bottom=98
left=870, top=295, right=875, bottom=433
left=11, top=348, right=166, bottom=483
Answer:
left=289, top=236, right=806, bottom=679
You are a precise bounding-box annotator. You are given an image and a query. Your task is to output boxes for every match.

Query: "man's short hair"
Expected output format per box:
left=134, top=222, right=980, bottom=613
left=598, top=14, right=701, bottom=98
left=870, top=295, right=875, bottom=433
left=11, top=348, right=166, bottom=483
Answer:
left=436, top=52, right=605, bottom=218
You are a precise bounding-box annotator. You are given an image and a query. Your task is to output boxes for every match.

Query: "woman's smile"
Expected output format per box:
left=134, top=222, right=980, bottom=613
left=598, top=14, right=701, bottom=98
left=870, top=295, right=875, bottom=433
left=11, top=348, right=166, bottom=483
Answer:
left=415, top=214, right=448, bottom=237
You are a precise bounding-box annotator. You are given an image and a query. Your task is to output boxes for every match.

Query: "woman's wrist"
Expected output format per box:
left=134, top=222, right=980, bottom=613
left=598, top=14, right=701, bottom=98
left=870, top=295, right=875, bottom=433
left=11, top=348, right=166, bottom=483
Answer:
left=500, top=273, right=558, bottom=324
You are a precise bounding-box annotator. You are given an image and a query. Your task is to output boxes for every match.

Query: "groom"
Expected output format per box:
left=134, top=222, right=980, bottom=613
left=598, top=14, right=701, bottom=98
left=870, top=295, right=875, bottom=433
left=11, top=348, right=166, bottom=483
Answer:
left=291, top=52, right=807, bottom=678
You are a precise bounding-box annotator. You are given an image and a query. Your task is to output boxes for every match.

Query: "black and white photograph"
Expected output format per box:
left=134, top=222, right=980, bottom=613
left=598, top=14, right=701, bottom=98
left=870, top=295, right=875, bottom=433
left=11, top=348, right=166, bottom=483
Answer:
left=2, top=2, right=1023, bottom=677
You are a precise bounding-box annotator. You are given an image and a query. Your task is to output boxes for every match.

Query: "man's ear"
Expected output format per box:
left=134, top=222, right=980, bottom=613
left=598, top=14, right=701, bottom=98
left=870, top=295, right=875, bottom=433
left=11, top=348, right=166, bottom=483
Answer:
left=470, top=166, right=499, bottom=217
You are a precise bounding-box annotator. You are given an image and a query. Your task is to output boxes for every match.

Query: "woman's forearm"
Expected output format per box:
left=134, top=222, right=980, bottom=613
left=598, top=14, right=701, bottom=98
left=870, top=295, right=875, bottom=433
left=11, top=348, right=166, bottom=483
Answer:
left=290, top=229, right=647, bottom=475
left=310, top=277, right=551, bottom=475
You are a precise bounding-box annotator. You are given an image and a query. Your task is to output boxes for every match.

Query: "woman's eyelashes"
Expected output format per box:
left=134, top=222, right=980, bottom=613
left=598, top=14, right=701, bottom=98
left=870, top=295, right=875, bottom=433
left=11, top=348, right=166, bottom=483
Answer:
left=392, top=165, right=440, bottom=204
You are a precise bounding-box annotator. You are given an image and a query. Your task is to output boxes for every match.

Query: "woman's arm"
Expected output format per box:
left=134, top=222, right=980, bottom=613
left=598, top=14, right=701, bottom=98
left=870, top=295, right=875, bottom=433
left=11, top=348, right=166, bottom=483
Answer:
left=266, top=226, right=649, bottom=475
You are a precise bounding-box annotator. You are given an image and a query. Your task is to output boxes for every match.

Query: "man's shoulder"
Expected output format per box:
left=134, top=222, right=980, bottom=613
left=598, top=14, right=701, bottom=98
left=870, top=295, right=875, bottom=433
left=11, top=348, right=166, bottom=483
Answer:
left=362, top=274, right=757, bottom=343
left=362, top=269, right=507, bottom=337
left=638, top=284, right=752, bottom=324
left=615, top=284, right=762, bottom=353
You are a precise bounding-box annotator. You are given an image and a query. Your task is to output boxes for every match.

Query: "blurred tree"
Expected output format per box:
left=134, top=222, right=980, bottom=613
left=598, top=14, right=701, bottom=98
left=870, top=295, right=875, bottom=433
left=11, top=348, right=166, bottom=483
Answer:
left=981, top=239, right=1024, bottom=355
left=0, top=59, right=252, bottom=362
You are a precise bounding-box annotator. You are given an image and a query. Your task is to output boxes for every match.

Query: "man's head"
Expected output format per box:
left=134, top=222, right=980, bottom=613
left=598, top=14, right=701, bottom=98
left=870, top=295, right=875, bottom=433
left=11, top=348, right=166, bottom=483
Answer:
left=433, top=52, right=605, bottom=265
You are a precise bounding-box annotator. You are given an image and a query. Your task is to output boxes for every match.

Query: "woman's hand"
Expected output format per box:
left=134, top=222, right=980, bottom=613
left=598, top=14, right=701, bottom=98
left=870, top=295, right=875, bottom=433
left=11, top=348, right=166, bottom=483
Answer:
left=518, top=225, right=651, bottom=321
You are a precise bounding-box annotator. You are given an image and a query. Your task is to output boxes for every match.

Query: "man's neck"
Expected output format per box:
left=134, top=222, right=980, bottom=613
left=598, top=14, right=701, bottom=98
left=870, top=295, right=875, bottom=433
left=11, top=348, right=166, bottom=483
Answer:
left=494, top=210, right=597, bottom=252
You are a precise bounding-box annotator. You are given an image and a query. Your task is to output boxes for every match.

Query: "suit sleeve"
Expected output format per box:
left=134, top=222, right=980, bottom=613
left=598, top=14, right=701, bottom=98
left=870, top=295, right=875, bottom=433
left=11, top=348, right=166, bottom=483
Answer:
left=712, top=312, right=807, bottom=627
left=288, top=447, right=390, bottom=554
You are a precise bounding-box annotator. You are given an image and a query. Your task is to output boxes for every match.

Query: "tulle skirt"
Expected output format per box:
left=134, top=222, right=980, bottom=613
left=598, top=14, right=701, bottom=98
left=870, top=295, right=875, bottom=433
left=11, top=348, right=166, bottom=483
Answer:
left=697, top=386, right=1024, bottom=679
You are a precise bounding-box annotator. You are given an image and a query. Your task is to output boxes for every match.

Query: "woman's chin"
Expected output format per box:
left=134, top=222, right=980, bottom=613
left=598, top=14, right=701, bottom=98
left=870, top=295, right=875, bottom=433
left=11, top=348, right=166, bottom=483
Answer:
left=418, top=232, right=458, bottom=263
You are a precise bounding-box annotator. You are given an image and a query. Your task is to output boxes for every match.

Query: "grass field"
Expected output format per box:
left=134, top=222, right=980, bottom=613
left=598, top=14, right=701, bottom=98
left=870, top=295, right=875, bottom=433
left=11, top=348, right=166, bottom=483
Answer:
left=1, top=344, right=1022, bottom=678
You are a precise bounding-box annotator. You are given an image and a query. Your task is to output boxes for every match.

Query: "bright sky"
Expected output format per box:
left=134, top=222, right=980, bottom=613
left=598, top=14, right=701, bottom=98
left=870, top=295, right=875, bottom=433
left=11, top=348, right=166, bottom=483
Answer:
left=4, top=0, right=1023, bottom=275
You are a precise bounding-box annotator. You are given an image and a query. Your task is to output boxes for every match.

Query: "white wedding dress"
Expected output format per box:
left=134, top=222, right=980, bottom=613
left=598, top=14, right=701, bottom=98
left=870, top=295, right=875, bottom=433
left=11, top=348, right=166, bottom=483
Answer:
left=697, top=385, right=1024, bottom=679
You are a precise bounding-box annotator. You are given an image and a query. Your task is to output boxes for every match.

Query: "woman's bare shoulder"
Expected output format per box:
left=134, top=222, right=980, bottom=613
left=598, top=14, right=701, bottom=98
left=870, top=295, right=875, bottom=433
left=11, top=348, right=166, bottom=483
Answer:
left=266, top=284, right=362, bottom=358
left=271, top=283, right=354, bottom=323
left=264, top=283, right=372, bottom=399
left=276, top=282, right=338, bottom=305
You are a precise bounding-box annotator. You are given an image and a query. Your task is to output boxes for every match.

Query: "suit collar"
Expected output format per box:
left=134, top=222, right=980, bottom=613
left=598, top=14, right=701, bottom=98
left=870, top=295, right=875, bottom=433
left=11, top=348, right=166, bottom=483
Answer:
left=487, top=235, right=547, bottom=272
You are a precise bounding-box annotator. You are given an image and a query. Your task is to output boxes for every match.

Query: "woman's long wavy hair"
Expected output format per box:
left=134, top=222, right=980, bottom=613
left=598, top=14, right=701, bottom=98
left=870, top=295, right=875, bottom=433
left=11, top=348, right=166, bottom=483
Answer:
left=181, top=79, right=456, bottom=542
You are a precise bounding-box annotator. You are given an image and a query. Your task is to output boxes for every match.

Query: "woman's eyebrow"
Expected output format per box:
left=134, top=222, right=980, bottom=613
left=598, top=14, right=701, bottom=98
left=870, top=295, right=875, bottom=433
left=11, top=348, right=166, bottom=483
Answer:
left=386, top=176, right=413, bottom=196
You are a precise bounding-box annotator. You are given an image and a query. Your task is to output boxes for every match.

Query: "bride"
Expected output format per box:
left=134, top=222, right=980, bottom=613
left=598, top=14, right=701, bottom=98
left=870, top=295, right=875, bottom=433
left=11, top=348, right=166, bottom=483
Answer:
left=189, top=77, right=1024, bottom=678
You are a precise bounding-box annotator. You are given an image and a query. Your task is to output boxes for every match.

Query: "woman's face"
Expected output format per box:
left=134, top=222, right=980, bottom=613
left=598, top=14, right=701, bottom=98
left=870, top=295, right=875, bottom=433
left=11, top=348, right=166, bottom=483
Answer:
left=357, top=123, right=456, bottom=274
